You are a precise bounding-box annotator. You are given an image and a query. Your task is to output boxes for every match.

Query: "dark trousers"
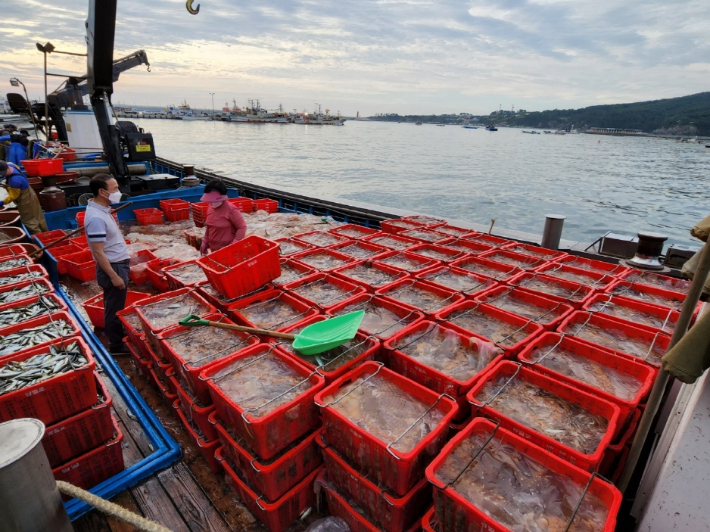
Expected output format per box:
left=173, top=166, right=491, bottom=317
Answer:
left=97, top=261, right=130, bottom=350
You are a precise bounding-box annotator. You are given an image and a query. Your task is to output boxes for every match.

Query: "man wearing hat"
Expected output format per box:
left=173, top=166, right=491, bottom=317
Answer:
left=0, top=160, right=48, bottom=233
left=199, top=179, right=247, bottom=255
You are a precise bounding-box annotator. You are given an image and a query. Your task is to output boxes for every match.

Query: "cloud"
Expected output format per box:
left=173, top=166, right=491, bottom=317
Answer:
left=1, top=0, right=708, bottom=114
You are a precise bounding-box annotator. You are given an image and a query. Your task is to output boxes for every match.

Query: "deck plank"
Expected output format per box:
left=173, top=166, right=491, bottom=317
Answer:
left=132, top=477, right=191, bottom=532
left=72, top=511, right=113, bottom=532
left=157, top=463, right=231, bottom=532
left=105, top=491, right=145, bottom=532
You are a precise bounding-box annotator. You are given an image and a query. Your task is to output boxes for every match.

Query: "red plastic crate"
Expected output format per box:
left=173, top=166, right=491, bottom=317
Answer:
left=480, top=248, right=551, bottom=271
left=435, top=301, right=544, bottom=357
left=362, top=233, right=420, bottom=250
left=292, top=230, right=352, bottom=248
left=171, top=374, right=217, bottom=441
left=0, top=278, right=55, bottom=311
left=0, top=254, right=32, bottom=274
left=416, top=265, right=497, bottom=297
left=21, top=158, right=63, bottom=177
left=326, top=293, right=425, bottom=341
left=128, top=249, right=157, bottom=285
left=134, top=207, right=164, bottom=225
left=228, top=197, right=255, bottom=212
left=384, top=320, right=505, bottom=418
left=0, top=336, right=96, bottom=425
left=518, top=332, right=656, bottom=431
left=126, top=340, right=151, bottom=377
left=467, top=361, right=621, bottom=471
left=198, top=235, right=281, bottom=300
left=536, top=261, right=617, bottom=290
left=426, top=418, right=621, bottom=532
left=332, top=260, right=410, bottom=292
left=227, top=288, right=321, bottom=333
left=584, top=292, right=683, bottom=334
left=399, top=228, right=450, bottom=244
left=283, top=272, right=366, bottom=311
left=63, top=249, right=97, bottom=282
left=162, top=259, right=208, bottom=289
left=332, top=240, right=390, bottom=262
left=253, top=198, right=279, bottom=213
left=0, top=292, right=67, bottom=323
left=144, top=257, right=180, bottom=292
left=53, top=418, right=124, bottom=494
left=558, top=311, right=671, bottom=367
left=449, top=255, right=523, bottom=283
left=173, top=400, right=221, bottom=473
left=144, top=336, right=174, bottom=384
left=406, top=243, right=468, bottom=263
left=507, top=271, right=596, bottom=308
left=328, top=224, right=380, bottom=240
left=402, top=214, right=446, bottom=228
left=381, top=218, right=424, bottom=234
left=502, top=242, right=568, bottom=261
left=0, top=245, right=30, bottom=259
left=216, top=416, right=323, bottom=502
left=201, top=344, right=325, bottom=460
left=376, top=278, right=464, bottom=316
left=290, top=248, right=355, bottom=272
left=422, top=507, right=438, bottom=532
left=473, top=285, right=574, bottom=330
left=76, top=210, right=118, bottom=227
left=0, top=263, right=48, bottom=286
left=461, top=232, right=514, bottom=247
left=435, top=224, right=475, bottom=238
left=221, top=451, right=322, bottom=532
left=315, top=361, right=458, bottom=496
left=372, top=250, right=442, bottom=275
left=0, top=310, right=82, bottom=357
left=159, top=198, right=191, bottom=221
left=117, top=306, right=145, bottom=350
left=191, top=201, right=210, bottom=219
left=82, top=290, right=150, bottom=329
left=274, top=237, right=313, bottom=257
left=605, top=280, right=687, bottom=311
left=271, top=258, right=315, bottom=288
left=34, top=229, right=71, bottom=248
left=51, top=243, right=84, bottom=275
left=432, top=238, right=494, bottom=257
left=68, top=235, right=89, bottom=248
left=617, top=269, right=692, bottom=293
left=319, top=434, right=431, bottom=532
left=134, top=287, right=216, bottom=336
left=556, top=255, right=631, bottom=277
left=599, top=408, right=641, bottom=478
left=274, top=315, right=381, bottom=384
left=159, top=312, right=259, bottom=404
left=42, top=372, right=114, bottom=468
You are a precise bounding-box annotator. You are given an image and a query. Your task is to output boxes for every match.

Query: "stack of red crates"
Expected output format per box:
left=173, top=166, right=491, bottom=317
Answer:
left=159, top=198, right=191, bottom=221
left=0, top=251, right=123, bottom=494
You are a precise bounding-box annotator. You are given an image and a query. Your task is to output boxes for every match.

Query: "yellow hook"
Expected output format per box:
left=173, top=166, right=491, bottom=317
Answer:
left=186, top=0, right=200, bottom=15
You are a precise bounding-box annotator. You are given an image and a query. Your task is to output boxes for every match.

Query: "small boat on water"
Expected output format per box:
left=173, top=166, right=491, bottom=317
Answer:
left=436, top=124, right=445, bottom=127
left=522, top=130, right=540, bottom=134
left=415, top=120, right=422, bottom=125
left=462, top=124, right=478, bottom=129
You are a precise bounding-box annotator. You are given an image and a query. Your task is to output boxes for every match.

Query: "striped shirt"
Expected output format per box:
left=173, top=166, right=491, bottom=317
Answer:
left=84, top=200, right=129, bottom=263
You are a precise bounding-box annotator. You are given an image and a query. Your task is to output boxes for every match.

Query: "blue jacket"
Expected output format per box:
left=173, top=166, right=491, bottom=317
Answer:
left=7, top=142, right=27, bottom=166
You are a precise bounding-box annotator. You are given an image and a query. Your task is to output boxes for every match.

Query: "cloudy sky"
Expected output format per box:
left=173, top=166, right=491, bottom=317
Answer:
left=2, top=0, right=709, bottom=115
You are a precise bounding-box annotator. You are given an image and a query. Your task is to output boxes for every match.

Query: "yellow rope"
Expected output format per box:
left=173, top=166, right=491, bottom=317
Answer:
left=56, top=481, right=173, bottom=532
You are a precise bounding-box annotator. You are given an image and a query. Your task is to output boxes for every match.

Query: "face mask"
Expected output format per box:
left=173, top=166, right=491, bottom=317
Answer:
left=210, top=201, right=224, bottom=208
left=108, top=191, right=122, bottom=204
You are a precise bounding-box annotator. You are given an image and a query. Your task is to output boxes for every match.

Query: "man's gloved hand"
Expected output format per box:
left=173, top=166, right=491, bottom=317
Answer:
left=200, top=241, right=208, bottom=255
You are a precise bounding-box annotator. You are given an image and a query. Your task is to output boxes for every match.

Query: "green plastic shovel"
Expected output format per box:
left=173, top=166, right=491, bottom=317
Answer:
left=179, top=310, right=365, bottom=356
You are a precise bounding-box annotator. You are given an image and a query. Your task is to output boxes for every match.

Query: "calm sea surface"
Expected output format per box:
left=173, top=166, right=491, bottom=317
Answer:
left=134, top=119, right=709, bottom=248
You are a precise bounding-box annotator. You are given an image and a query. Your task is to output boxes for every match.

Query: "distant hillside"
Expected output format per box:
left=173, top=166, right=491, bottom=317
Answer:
left=370, top=92, right=710, bottom=135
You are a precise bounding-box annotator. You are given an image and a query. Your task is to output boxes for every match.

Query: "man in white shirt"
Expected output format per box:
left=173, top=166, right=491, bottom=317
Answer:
left=84, top=174, right=131, bottom=355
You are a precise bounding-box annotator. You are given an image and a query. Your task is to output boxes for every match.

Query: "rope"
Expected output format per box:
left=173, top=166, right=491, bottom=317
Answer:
left=56, top=481, right=173, bottom=532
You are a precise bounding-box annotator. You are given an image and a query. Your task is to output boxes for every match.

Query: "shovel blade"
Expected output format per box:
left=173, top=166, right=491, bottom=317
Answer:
left=292, top=310, right=365, bottom=356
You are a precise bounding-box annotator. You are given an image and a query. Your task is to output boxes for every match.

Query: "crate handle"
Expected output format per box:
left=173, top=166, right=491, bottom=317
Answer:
left=391, top=323, right=438, bottom=351
left=311, top=336, right=372, bottom=376
left=469, top=363, right=522, bottom=408
left=314, top=362, right=384, bottom=408
left=521, top=334, right=566, bottom=366
left=563, top=472, right=612, bottom=532
left=429, top=420, right=501, bottom=490
left=184, top=336, right=254, bottom=370
left=241, top=369, right=318, bottom=424
left=200, top=347, right=276, bottom=383
left=643, top=331, right=663, bottom=363
left=250, top=457, right=261, bottom=473
left=372, top=307, right=419, bottom=338
left=386, top=393, right=453, bottom=461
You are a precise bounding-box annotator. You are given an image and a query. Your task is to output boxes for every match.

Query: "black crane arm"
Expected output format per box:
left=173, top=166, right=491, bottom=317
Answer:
left=112, top=50, right=150, bottom=82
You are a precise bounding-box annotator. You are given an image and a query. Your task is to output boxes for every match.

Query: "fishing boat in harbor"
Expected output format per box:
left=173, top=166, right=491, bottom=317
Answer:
left=485, top=121, right=498, bottom=131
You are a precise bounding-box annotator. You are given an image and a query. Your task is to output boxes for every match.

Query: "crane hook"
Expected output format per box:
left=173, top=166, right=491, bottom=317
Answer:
left=186, top=0, right=200, bottom=15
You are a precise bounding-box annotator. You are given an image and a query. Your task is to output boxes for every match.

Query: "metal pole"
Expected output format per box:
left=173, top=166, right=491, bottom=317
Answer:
left=541, top=214, right=565, bottom=250
left=43, top=51, right=49, bottom=142
left=617, top=238, right=710, bottom=494
left=210, top=92, right=215, bottom=119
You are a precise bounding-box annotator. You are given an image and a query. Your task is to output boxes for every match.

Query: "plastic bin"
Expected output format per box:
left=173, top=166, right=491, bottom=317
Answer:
left=328, top=224, right=380, bottom=240
left=362, top=233, right=420, bottom=251
left=518, top=332, right=656, bottom=431
left=0, top=309, right=82, bottom=355
left=0, top=278, right=54, bottom=310
left=227, top=288, right=321, bottom=333
left=605, top=280, right=687, bottom=311
left=228, top=197, right=255, bottom=212
left=556, top=255, right=631, bottom=277
left=480, top=248, right=551, bottom=271
left=372, top=250, right=442, bottom=275
left=449, top=255, right=523, bottom=283
left=467, top=361, right=621, bottom=471
left=536, top=261, right=617, bottom=290
left=433, top=238, right=494, bottom=257
left=315, top=361, right=458, bottom=496
left=221, top=451, right=322, bottom=532
left=333, top=260, right=410, bottom=292
left=0, top=292, right=67, bottom=324
left=381, top=218, right=424, bottom=234
left=508, top=271, right=596, bottom=308
left=63, top=249, right=97, bottom=281
left=473, top=285, right=574, bottom=330
left=318, top=433, right=431, bottom=532
left=34, top=229, right=71, bottom=249
left=21, top=158, right=63, bottom=177
left=144, top=257, right=180, bottom=292
left=42, top=372, right=114, bottom=468
left=171, top=374, right=217, bottom=441
left=126, top=340, right=151, bottom=377
left=0, top=336, right=96, bottom=425
left=216, top=416, right=323, bottom=502
left=292, top=230, right=352, bottom=248
left=133, top=287, right=215, bottom=336
left=275, top=237, right=313, bottom=257
left=82, top=290, right=150, bottom=328
left=172, top=399, right=221, bottom=473
left=425, top=418, right=621, bottom=532
left=502, top=242, right=568, bottom=261
left=383, top=320, right=505, bottom=418
left=0, top=263, right=48, bottom=285
left=253, top=198, right=279, bottom=213
left=375, top=278, right=464, bottom=315
left=583, top=292, right=683, bottom=334
left=201, top=344, right=325, bottom=460
left=415, top=265, right=497, bottom=297
left=197, top=235, right=281, bottom=300
left=162, top=259, right=208, bottom=289
left=291, top=248, right=355, bottom=272
left=283, top=272, right=366, bottom=311
left=617, top=269, right=692, bottom=293
left=0, top=244, right=30, bottom=259
left=53, top=418, right=124, bottom=495
left=435, top=300, right=544, bottom=358
left=128, top=249, right=157, bottom=285
left=76, top=210, right=118, bottom=227
left=558, top=311, right=672, bottom=367
left=50, top=243, right=84, bottom=275
left=327, top=293, right=425, bottom=341
left=400, top=228, right=450, bottom=244
left=134, top=207, right=164, bottom=226
left=117, top=306, right=145, bottom=350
